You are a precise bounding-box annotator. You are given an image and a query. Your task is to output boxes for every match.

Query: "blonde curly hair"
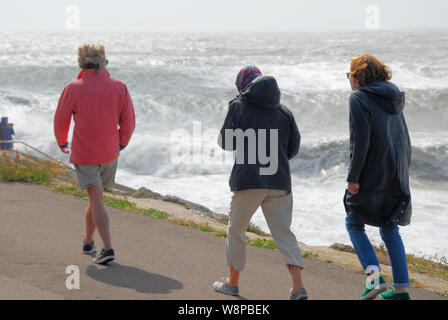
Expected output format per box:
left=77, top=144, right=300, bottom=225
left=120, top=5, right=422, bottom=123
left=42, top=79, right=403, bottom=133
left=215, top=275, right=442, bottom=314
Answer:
left=78, top=44, right=107, bottom=71
left=349, top=54, right=392, bottom=87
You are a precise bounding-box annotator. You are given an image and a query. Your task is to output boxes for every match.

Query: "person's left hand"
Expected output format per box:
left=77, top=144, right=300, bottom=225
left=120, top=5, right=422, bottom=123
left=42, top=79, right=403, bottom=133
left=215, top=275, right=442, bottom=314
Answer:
left=348, top=182, right=360, bottom=195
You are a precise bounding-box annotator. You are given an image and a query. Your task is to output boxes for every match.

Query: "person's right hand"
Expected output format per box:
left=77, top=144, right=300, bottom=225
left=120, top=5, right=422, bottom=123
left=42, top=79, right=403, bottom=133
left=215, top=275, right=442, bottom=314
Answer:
left=59, top=142, right=70, bottom=154
left=348, top=182, right=360, bottom=195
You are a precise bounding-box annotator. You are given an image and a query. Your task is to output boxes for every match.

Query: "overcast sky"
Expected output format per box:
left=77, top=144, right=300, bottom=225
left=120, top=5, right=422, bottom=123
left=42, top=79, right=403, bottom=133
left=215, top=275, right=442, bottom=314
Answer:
left=1, top=0, right=447, bottom=32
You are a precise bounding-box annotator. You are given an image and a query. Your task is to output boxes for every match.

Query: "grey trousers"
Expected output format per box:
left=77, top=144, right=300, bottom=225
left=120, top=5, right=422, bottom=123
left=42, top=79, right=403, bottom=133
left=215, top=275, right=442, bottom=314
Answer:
left=226, top=189, right=304, bottom=271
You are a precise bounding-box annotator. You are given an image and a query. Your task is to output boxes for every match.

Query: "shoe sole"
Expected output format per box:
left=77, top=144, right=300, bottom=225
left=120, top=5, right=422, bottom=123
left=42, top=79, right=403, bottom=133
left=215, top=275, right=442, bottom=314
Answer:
left=83, top=242, right=95, bottom=254
left=83, top=248, right=95, bottom=254
left=214, top=288, right=239, bottom=296
left=213, top=284, right=239, bottom=296
left=93, top=255, right=115, bottom=265
left=379, top=295, right=410, bottom=300
left=290, top=297, right=309, bottom=300
left=361, top=284, right=389, bottom=300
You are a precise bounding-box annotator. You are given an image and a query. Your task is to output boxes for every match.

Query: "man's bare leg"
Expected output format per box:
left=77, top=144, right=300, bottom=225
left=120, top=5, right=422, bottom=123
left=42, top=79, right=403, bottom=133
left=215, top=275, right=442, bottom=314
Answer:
left=84, top=200, right=95, bottom=244
left=87, top=186, right=112, bottom=250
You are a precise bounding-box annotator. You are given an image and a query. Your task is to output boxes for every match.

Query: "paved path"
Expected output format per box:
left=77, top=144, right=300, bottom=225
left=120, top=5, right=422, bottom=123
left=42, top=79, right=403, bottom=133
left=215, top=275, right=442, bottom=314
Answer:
left=0, top=182, right=445, bottom=300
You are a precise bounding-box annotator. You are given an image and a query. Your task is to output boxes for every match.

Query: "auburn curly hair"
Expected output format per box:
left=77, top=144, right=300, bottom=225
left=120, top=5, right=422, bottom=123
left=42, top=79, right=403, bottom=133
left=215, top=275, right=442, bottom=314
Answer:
left=349, top=54, right=392, bottom=87
left=78, top=44, right=106, bottom=72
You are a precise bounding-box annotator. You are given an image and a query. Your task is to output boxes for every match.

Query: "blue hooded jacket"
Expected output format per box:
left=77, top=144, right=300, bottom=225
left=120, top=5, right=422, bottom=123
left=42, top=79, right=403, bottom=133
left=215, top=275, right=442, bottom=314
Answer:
left=0, top=117, right=15, bottom=149
left=343, top=81, right=412, bottom=227
left=218, top=75, right=301, bottom=192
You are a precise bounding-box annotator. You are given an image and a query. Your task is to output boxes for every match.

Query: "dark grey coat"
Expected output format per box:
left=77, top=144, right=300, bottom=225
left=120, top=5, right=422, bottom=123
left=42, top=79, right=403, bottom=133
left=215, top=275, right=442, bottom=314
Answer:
left=218, top=75, right=300, bottom=192
left=344, top=81, right=412, bottom=227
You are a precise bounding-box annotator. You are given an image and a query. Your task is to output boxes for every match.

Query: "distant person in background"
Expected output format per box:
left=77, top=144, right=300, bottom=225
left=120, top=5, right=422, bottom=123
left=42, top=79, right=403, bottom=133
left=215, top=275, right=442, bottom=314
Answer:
left=214, top=66, right=307, bottom=300
left=0, top=117, right=15, bottom=150
left=344, top=54, right=412, bottom=300
left=54, top=44, right=135, bottom=264
left=0, top=117, right=5, bottom=149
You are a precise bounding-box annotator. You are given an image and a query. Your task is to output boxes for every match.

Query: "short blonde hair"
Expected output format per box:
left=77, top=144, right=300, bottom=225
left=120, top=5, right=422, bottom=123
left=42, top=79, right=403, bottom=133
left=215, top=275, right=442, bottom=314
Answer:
left=78, top=44, right=106, bottom=71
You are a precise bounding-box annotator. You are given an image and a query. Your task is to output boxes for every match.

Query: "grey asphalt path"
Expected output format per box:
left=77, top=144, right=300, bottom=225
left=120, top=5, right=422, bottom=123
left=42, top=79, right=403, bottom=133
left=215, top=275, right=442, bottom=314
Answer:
left=0, top=182, right=445, bottom=300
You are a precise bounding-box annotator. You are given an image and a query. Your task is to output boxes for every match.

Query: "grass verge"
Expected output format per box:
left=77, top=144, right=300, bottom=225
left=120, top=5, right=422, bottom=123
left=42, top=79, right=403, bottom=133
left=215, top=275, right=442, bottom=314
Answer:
left=0, top=151, right=63, bottom=185
left=373, top=243, right=448, bottom=281
left=302, top=251, right=319, bottom=258
left=51, top=184, right=168, bottom=220
left=246, top=238, right=277, bottom=250
left=199, top=224, right=214, bottom=232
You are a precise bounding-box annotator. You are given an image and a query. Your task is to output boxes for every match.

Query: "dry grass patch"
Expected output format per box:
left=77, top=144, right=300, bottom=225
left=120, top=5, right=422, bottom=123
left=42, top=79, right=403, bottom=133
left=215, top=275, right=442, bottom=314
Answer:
left=0, top=151, right=65, bottom=185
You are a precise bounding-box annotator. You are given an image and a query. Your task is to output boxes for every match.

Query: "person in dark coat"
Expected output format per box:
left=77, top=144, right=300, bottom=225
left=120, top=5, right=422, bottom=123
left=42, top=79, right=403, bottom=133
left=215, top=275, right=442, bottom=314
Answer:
left=0, top=117, right=15, bottom=150
left=0, top=118, right=5, bottom=148
left=344, top=54, right=412, bottom=300
left=213, top=66, right=308, bottom=300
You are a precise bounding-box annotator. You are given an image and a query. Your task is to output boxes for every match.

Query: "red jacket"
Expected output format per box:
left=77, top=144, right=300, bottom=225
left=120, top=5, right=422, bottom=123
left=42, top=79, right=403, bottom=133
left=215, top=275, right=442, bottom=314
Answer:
left=54, top=69, right=135, bottom=165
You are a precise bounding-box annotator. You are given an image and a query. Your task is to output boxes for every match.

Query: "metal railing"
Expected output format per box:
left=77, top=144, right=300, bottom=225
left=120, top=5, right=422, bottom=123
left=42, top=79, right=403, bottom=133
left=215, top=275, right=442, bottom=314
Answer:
left=1, top=140, right=71, bottom=169
left=0, top=140, right=136, bottom=193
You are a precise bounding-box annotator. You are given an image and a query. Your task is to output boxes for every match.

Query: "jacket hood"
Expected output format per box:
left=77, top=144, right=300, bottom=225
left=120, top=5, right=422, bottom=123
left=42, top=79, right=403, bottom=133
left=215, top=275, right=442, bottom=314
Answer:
left=240, top=75, right=281, bottom=108
left=1, top=117, right=7, bottom=124
left=358, top=81, right=405, bottom=114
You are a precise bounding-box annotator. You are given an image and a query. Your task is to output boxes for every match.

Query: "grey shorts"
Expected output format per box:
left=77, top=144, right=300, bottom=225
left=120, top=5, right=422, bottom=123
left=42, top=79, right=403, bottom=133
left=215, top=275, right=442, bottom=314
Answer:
left=74, top=159, right=118, bottom=190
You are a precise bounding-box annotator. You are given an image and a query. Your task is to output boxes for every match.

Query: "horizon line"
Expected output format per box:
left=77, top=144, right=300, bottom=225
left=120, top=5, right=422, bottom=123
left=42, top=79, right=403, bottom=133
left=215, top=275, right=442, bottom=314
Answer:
left=1, top=27, right=448, bottom=34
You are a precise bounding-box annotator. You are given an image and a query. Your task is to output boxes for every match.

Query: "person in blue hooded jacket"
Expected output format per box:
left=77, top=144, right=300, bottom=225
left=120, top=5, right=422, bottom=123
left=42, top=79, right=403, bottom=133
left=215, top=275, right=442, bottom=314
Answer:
left=344, top=54, right=412, bottom=300
left=0, top=117, right=15, bottom=150
left=213, top=66, right=307, bottom=300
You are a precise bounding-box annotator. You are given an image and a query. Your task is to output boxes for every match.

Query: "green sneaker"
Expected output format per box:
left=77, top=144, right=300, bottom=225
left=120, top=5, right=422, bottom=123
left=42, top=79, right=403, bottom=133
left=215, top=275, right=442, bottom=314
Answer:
left=380, top=287, right=411, bottom=300
left=360, top=275, right=388, bottom=300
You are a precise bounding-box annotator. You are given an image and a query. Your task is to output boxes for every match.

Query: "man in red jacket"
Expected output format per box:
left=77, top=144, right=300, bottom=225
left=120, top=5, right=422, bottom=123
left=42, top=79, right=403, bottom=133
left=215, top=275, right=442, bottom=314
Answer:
left=54, top=44, right=135, bottom=264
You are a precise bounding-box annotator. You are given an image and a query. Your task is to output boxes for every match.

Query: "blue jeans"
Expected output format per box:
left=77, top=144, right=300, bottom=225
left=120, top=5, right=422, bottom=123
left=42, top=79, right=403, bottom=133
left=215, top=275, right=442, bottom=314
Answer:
left=345, top=216, right=410, bottom=288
